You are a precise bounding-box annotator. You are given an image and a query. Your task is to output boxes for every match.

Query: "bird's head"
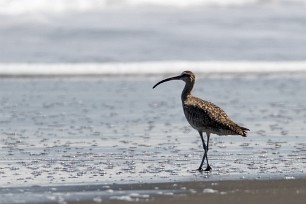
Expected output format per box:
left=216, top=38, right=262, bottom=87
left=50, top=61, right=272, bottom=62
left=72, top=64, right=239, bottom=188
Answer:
left=152, top=70, right=195, bottom=89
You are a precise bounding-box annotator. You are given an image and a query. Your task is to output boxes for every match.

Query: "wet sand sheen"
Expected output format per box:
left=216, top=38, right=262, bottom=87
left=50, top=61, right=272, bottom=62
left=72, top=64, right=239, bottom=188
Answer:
left=1, top=178, right=305, bottom=203
left=0, top=73, right=306, bottom=203
left=94, top=179, right=306, bottom=204
left=3, top=179, right=304, bottom=204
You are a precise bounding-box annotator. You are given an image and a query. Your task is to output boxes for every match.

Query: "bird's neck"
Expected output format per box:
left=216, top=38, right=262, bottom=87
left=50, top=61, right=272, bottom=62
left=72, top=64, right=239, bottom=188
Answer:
left=181, top=81, right=194, bottom=101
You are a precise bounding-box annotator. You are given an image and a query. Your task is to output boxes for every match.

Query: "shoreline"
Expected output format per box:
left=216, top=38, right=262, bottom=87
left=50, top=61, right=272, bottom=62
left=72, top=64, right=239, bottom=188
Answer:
left=1, top=171, right=306, bottom=188
left=1, top=177, right=306, bottom=204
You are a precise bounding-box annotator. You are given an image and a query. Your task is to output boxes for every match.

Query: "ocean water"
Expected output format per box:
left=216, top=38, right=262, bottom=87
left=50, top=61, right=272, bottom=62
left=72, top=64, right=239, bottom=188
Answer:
left=0, top=0, right=306, bottom=74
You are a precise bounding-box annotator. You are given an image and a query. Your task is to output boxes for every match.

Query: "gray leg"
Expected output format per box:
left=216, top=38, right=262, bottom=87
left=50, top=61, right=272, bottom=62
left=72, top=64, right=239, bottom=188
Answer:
left=204, top=132, right=212, bottom=171
left=197, top=131, right=208, bottom=171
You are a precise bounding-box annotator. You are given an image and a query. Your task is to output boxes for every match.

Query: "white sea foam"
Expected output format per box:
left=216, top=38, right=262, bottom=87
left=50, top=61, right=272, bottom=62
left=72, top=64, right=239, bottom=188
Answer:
left=0, top=0, right=306, bottom=15
left=1, top=61, right=306, bottom=76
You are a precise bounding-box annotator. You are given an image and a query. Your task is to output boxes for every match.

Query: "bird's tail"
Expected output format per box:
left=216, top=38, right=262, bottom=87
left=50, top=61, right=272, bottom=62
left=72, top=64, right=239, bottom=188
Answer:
left=240, top=126, right=250, bottom=137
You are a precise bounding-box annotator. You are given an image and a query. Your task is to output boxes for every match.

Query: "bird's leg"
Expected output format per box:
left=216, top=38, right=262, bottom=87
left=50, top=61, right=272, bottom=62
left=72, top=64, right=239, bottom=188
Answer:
left=204, top=132, right=212, bottom=171
left=197, top=131, right=207, bottom=171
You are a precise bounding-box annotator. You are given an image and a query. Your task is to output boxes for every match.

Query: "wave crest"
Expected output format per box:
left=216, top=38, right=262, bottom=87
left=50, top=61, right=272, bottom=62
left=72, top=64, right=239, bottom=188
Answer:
left=1, top=61, right=306, bottom=76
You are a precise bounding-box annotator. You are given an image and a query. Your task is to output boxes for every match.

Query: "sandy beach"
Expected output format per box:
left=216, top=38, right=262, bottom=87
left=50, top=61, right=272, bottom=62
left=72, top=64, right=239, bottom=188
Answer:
left=2, top=178, right=306, bottom=204
left=71, top=179, right=306, bottom=204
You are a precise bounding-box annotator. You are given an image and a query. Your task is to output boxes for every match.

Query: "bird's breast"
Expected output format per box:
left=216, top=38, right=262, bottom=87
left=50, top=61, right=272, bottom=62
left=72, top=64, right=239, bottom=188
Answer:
left=182, top=104, right=209, bottom=131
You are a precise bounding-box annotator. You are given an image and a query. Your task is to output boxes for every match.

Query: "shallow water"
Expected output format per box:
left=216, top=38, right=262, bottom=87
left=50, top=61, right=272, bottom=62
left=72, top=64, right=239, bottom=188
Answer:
left=1, top=73, right=305, bottom=185
left=0, top=73, right=306, bottom=202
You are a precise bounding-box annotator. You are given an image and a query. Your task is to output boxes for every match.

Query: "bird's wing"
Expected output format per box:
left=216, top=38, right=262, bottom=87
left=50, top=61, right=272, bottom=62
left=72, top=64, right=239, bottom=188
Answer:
left=184, top=97, right=247, bottom=136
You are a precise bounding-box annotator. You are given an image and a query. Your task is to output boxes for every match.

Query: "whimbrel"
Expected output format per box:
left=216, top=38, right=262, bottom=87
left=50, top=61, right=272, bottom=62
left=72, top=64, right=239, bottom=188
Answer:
left=153, top=71, right=249, bottom=171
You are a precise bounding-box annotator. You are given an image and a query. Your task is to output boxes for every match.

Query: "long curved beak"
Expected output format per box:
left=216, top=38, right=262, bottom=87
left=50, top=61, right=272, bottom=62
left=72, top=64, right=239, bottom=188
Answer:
left=152, top=74, right=182, bottom=89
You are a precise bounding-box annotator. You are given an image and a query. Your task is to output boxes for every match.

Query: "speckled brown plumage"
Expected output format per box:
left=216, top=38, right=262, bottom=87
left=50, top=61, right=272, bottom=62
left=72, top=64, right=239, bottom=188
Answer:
left=183, top=96, right=248, bottom=137
left=153, top=70, right=249, bottom=172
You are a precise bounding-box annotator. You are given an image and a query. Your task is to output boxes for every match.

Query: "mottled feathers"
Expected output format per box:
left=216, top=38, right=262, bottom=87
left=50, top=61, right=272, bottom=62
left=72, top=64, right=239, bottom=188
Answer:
left=183, top=96, right=249, bottom=137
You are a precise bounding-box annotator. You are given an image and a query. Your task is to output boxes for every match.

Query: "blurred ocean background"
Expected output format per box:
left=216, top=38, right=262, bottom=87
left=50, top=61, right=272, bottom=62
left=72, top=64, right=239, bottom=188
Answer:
left=0, top=0, right=306, bottom=74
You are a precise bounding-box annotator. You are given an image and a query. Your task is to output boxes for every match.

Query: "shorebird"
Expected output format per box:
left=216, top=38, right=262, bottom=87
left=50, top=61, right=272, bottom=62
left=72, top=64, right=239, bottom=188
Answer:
left=153, top=71, right=249, bottom=171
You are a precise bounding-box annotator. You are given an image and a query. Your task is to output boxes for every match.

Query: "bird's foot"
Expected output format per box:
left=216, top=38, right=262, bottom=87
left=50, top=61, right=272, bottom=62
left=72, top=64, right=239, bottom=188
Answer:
left=197, top=167, right=203, bottom=172
left=204, top=165, right=212, bottom=172
left=197, top=165, right=212, bottom=172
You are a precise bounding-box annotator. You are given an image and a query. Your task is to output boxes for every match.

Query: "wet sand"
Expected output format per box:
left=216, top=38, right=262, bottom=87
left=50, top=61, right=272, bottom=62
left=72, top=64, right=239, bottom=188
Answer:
left=71, top=179, right=306, bottom=204
left=0, top=73, right=306, bottom=203
left=1, top=178, right=306, bottom=203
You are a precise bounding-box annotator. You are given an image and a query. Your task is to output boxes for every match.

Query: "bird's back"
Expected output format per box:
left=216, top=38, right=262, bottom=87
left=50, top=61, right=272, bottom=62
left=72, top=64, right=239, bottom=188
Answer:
left=183, top=96, right=249, bottom=136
